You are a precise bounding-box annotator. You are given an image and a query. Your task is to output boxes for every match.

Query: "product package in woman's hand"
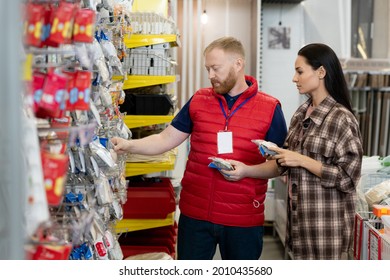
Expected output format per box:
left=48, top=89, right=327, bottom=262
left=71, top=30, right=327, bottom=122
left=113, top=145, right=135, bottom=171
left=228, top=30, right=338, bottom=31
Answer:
left=208, top=157, right=234, bottom=171
left=252, top=140, right=278, bottom=156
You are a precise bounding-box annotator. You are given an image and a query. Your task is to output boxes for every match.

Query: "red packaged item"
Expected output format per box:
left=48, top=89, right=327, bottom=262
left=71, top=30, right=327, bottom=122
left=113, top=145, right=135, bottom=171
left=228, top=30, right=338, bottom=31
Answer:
left=32, top=71, right=46, bottom=115
left=41, top=150, right=69, bottom=206
left=36, top=71, right=67, bottom=118
left=73, top=9, right=96, bottom=43
left=24, top=3, right=45, bottom=47
left=39, top=4, right=54, bottom=47
left=63, top=71, right=76, bottom=111
left=48, top=2, right=75, bottom=45
left=51, top=116, right=72, bottom=146
left=65, top=71, right=91, bottom=111
left=74, top=71, right=91, bottom=110
left=94, top=233, right=108, bottom=260
left=27, top=243, right=72, bottom=260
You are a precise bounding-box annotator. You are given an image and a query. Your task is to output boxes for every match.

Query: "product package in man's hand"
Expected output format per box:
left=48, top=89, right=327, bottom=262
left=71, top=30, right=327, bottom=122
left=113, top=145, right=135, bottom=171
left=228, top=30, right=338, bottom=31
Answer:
left=252, top=140, right=278, bottom=156
left=208, top=157, right=234, bottom=171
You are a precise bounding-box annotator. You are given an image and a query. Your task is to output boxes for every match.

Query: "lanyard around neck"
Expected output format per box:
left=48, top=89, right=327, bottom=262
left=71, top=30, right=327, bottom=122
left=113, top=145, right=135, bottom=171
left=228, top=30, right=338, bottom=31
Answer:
left=218, top=93, right=256, bottom=130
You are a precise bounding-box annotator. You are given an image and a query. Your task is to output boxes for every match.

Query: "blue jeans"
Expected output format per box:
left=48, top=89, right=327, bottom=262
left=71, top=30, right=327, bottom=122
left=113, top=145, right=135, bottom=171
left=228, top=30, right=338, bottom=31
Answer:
left=177, top=214, right=264, bottom=260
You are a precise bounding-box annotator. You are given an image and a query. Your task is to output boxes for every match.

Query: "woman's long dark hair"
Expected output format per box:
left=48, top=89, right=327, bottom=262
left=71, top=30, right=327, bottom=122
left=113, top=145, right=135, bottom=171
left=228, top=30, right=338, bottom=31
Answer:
left=298, top=43, right=353, bottom=112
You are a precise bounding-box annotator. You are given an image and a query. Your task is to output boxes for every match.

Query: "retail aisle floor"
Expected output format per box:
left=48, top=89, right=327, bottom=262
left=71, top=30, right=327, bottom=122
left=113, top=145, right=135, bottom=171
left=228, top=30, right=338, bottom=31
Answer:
left=259, top=234, right=286, bottom=260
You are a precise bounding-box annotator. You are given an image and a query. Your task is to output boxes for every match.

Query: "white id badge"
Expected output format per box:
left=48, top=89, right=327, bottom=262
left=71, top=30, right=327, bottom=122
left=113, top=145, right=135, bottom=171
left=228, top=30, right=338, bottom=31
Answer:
left=217, top=131, right=233, bottom=154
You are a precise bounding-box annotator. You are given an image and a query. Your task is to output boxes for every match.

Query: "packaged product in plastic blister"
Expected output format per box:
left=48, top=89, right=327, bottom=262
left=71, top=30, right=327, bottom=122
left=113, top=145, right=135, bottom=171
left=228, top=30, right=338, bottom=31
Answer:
left=252, top=139, right=279, bottom=156
left=208, top=157, right=234, bottom=171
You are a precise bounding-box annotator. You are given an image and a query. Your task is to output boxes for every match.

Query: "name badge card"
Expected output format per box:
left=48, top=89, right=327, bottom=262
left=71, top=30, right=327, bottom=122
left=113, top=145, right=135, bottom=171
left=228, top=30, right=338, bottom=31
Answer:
left=217, top=131, right=233, bottom=154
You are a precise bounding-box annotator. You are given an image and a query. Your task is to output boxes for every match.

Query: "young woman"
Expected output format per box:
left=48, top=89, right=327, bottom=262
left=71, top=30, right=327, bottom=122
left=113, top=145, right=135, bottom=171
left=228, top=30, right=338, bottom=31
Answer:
left=223, top=43, right=363, bottom=260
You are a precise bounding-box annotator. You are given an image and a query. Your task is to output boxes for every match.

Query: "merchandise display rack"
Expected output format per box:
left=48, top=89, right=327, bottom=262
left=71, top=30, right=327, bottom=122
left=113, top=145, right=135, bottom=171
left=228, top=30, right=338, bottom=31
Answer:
left=114, top=34, right=179, bottom=89
left=111, top=6, right=180, bottom=259
left=19, top=0, right=136, bottom=260
left=342, top=58, right=390, bottom=157
left=353, top=172, right=390, bottom=260
left=8, top=0, right=180, bottom=261
left=118, top=10, right=180, bottom=180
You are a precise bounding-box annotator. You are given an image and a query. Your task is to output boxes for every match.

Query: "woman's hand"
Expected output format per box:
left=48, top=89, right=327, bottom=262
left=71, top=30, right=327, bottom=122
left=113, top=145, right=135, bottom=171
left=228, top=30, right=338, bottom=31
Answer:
left=268, top=146, right=303, bottom=167
left=269, top=146, right=323, bottom=178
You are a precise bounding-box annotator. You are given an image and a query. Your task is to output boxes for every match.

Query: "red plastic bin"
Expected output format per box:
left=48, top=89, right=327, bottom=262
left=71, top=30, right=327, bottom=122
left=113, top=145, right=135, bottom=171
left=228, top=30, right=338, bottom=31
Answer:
left=119, top=226, right=177, bottom=244
left=120, top=236, right=175, bottom=254
left=123, top=177, right=176, bottom=219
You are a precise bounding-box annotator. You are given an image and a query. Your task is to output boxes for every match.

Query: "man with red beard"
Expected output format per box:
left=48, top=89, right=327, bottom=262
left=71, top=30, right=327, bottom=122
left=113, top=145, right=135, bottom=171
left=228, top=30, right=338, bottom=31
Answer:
left=111, top=36, right=287, bottom=260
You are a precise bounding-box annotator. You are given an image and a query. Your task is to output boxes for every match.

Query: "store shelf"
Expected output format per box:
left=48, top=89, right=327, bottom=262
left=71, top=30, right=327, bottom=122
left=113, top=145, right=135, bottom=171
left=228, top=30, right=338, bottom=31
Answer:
left=124, top=34, right=179, bottom=49
left=125, top=154, right=176, bottom=177
left=113, top=75, right=176, bottom=89
left=114, top=212, right=175, bottom=233
left=124, top=115, right=174, bottom=129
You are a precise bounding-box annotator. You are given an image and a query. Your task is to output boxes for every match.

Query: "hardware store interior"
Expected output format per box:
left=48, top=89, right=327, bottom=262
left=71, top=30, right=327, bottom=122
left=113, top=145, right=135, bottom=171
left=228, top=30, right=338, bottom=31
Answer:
left=1, top=0, right=390, bottom=260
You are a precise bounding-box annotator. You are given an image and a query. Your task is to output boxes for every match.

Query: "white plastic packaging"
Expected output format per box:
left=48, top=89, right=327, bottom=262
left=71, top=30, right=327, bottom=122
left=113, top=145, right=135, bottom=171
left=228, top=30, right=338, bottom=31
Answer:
left=382, top=215, right=390, bottom=236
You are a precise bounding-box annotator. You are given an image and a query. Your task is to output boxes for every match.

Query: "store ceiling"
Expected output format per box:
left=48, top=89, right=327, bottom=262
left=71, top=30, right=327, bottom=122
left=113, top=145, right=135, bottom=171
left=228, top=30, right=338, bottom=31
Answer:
left=262, top=0, right=304, bottom=4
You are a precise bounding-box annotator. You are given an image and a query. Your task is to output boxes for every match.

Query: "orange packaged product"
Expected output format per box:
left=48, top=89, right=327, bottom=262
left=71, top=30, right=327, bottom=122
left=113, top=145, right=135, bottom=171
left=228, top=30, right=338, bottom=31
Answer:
left=372, top=204, right=390, bottom=218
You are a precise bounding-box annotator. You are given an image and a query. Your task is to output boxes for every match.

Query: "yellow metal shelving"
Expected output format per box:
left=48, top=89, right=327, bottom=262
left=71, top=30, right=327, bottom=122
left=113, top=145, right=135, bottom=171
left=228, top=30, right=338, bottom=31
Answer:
left=124, top=115, right=174, bottom=129
left=125, top=154, right=176, bottom=177
left=118, top=32, right=179, bottom=178
left=114, top=212, right=175, bottom=233
left=123, top=115, right=176, bottom=177
left=124, top=34, right=179, bottom=49
left=119, top=75, right=176, bottom=89
left=111, top=34, right=179, bottom=89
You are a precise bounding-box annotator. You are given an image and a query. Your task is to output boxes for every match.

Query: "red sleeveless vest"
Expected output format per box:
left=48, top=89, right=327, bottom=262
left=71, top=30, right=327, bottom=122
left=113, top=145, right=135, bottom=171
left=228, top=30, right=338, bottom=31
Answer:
left=180, top=75, right=280, bottom=227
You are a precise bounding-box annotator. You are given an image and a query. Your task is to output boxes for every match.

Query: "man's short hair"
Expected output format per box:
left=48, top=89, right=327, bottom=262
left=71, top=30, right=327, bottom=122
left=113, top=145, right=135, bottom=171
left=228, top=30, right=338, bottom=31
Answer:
left=204, top=36, right=245, bottom=59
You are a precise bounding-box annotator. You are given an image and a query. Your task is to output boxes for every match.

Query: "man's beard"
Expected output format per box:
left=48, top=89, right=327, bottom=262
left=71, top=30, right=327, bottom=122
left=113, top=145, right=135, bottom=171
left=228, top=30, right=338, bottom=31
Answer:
left=211, top=68, right=237, bottom=94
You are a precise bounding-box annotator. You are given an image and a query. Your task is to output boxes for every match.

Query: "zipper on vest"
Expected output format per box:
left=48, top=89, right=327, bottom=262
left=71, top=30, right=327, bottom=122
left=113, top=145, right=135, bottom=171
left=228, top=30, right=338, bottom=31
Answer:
left=224, top=109, right=231, bottom=130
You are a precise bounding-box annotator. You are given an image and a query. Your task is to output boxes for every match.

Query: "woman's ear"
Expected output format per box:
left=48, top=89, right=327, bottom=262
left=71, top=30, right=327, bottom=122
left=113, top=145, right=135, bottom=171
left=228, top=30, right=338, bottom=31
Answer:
left=318, top=66, right=326, bottom=79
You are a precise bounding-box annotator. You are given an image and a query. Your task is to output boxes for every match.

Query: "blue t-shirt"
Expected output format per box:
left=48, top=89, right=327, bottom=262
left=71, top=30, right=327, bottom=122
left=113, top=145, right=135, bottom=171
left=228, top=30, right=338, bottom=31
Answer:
left=171, top=94, right=287, bottom=147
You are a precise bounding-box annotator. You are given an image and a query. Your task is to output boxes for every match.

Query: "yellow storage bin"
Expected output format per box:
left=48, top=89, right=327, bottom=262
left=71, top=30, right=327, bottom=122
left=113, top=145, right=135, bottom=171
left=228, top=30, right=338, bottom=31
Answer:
left=114, top=212, right=175, bottom=234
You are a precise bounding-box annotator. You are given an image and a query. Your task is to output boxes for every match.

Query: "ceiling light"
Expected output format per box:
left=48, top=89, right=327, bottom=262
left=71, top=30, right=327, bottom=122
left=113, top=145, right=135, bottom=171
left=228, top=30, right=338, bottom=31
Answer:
left=201, top=10, right=208, bottom=24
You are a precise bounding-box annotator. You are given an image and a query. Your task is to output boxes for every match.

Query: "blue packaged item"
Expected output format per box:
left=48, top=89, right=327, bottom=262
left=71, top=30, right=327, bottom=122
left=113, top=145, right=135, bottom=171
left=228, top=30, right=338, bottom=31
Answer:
left=252, top=140, right=278, bottom=156
left=208, top=157, right=234, bottom=171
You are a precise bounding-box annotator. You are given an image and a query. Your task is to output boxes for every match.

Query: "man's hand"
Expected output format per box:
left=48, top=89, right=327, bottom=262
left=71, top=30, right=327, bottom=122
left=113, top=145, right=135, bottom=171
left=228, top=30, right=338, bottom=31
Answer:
left=111, top=137, right=131, bottom=155
left=220, top=160, right=249, bottom=181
